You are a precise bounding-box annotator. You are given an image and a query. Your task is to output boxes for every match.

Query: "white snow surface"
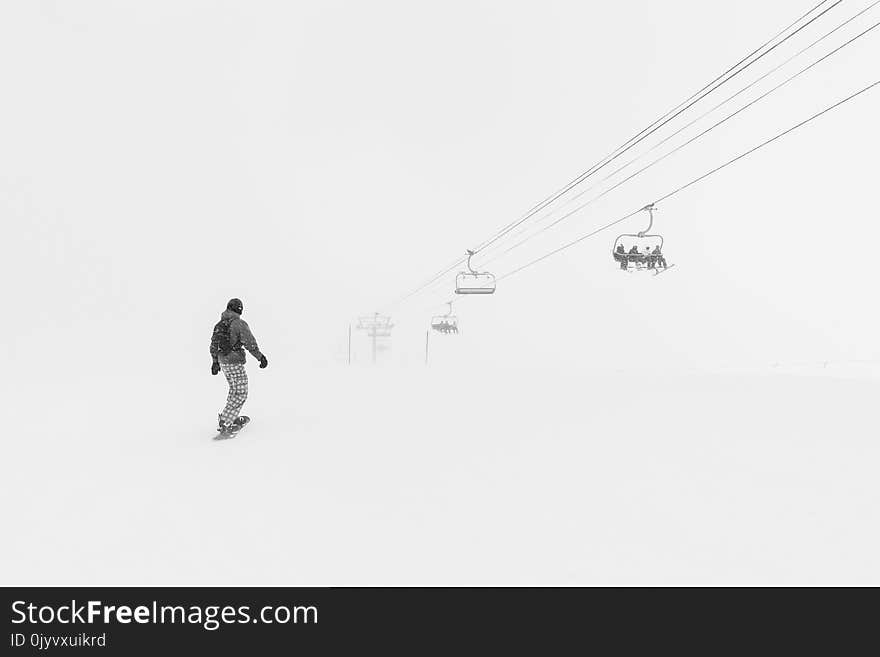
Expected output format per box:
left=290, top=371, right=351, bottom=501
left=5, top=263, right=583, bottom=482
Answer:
left=3, top=0, right=880, bottom=587
left=4, top=362, right=878, bottom=586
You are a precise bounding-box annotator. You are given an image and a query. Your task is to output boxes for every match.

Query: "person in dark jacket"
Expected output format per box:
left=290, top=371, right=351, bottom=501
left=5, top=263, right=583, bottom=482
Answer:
left=627, top=245, right=642, bottom=268
left=210, top=298, right=268, bottom=431
left=614, top=243, right=628, bottom=270
left=652, top=245, right=667, bottom=269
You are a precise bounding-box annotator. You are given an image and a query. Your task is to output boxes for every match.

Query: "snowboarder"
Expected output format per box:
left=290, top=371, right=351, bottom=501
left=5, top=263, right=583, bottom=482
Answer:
left=210, top=298, right=268, bottom=433
left=627, top=244, right=641, bottom=268
left=652, top=245, right=667, bottom=269
left=614, top=243, right=627, bottom=270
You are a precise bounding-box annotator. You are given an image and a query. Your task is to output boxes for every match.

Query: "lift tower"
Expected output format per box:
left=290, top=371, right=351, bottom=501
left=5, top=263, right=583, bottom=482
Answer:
left=356, top=313, right=394, bottom=364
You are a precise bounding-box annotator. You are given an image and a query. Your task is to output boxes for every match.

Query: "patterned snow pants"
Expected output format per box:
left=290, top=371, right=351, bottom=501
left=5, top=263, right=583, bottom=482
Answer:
left=219, top=363, right=249, bottom=426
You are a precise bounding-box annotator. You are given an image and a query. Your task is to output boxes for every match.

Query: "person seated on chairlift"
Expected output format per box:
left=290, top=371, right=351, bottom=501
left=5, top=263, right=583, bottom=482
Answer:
left=651, top=244, right=667, bottom=269
left=645, top=245, right=656, bottom=269
left=627, top=244, right=641, bottom=267
left=614, top=243, right=627, bottom=269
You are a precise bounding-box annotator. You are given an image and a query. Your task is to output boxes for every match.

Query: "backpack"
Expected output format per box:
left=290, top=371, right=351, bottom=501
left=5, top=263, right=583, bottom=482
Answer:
left=211, top=317, right=237, bottom=356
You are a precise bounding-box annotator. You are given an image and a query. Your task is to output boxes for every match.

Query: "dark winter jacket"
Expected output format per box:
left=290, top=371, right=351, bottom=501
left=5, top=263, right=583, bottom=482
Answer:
left=210, top=310, right=265, bottom=366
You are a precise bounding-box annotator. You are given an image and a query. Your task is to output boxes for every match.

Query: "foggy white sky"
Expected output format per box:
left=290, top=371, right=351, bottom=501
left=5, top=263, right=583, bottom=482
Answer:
left=2, top=0, right=878, bottom=375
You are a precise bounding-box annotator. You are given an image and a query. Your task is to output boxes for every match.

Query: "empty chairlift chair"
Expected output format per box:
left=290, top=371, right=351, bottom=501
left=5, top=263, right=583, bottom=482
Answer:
left=455, top=250, right=496, bottom=294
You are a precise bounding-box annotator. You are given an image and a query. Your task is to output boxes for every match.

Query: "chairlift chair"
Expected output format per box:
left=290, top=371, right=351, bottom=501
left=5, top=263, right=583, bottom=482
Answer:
left=430, top=301, right=459, bottom=334
left=455, top=250, right=496, bottom=294
left=612, top=204, right=672, bottom=273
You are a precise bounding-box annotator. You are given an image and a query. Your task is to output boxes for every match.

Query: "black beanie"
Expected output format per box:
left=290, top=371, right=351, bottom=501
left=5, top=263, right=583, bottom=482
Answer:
left=227, top=298, right=243, bottom=314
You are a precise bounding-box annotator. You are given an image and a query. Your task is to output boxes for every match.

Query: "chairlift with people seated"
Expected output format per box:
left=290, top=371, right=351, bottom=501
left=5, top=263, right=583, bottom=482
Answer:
left=611, top=204, right=673, bottom=275
left=430, top=301, right=459, bottom=334
left=455, top=250, right=496, bottom=294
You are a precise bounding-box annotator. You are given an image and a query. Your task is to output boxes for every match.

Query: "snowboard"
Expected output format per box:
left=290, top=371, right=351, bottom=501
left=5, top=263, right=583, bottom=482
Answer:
left=652, top=264, right=676, bottom=276
left=213, top=416, right=250, bottom=441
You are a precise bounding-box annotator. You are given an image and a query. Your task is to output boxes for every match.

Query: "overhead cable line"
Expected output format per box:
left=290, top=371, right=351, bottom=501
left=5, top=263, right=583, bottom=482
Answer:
left=483, top=15, right=880, bottom=267
left=380, top=1, right=841, bottom=311
left=479, top=0, right=880, bottom=263
left=381, top=256, right=468, bottom=312
left=469, top=0, right=841, bottom=256
left=495, top=79, right=880, bottom=283
left=470, top=0, right=839, bottom=253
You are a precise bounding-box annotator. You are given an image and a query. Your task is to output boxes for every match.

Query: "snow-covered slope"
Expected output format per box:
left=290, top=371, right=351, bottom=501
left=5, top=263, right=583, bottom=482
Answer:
left=4, top=363, right=878, bottom=585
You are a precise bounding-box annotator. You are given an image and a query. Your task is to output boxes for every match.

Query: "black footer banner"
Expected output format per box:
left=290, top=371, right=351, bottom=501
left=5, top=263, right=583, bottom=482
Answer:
left=1, top=587, right=872, bottom=653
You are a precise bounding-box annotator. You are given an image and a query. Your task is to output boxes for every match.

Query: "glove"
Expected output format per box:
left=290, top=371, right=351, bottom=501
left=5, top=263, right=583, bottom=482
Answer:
left=259, top=355, right=268, bottom=369
left=211, top=362, right=220, bottom=376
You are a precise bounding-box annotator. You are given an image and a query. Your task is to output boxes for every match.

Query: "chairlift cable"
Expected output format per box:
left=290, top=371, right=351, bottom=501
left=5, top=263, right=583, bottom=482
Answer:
left=469, top=0, right=841, bottom=256
left=382, top=255, right=467, bottom=311
left=654, top=80, right=879, bottom=204
left=379, top=0, right=841, bottom=312
left=478, top=0, right=880, bottom=264
left=469, top=0, right=838, bottom=253
left=495, top=79, right=880, bottom=283
left=589, top=0, right=880, bottom=204
left=481, top=16, right=880, bottom=267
